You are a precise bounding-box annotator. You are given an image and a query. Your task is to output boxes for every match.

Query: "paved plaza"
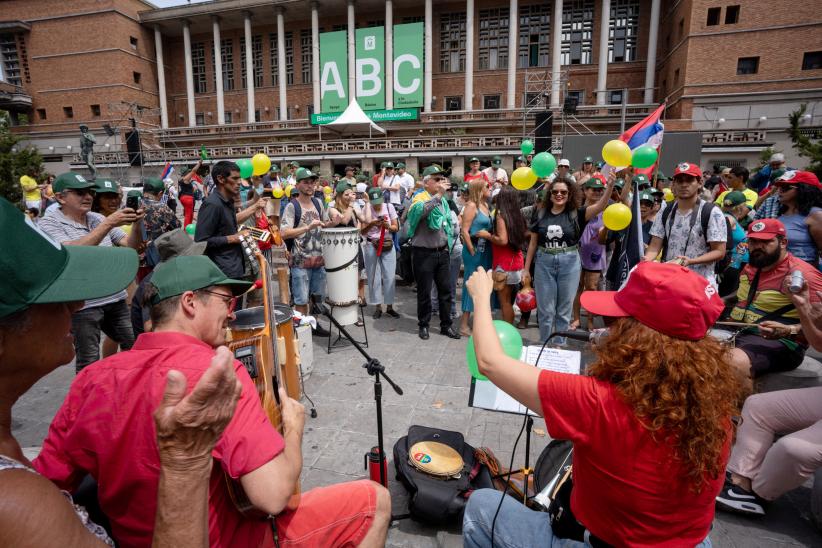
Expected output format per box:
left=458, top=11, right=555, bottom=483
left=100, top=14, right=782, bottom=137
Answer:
left=12, top=282, right=822, bottom=547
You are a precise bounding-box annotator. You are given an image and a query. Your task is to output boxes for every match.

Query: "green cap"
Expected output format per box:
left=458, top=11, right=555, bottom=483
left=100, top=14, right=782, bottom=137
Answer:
left=383, top=162, right=395, bottom=169
left=0, top=197, right=138, bottom=319
left=269, top=165, right=280, bottom=173
left=468, top=157, right=480, bottom=163
left=396, top=162, right=406, bottom=169
left=149, top=255, right=252, bottom=305
left=53, top=172, right=95, bottom=193
left=142, top=177, right=165, bottom=193
left=583, top=156, right=594, bottom=163
left=335, top=181, right=353, bottom=193
left=295, top=167, right=318, bottom=182
left=422, top=164, right=448, bottom=177
left=94, top=178, right=120, bottom=194
left=651, top=188, right=664, bottom=196
left=355, top=174, right=368, bottom=183
left=459, top=182, right=469, bottom=193
left=614, top=178, right=625, bottom=190
left=583, top=176, right=605, bottom=189
left=633, top=174, right=650, bottom=188
left=492, top=155, right=502, bottom=165
left=639, top=191, right=655, bottom=203
left=367, top=187, right=384, bottom=204
left=333, top=173, right=342, bottom=179
left=722, top=190, right=747, bottom=207
left=655, top=170, right=668, bottom=181
left=770, top=168, right=786, bottom=182
left=516, top=155, right=528, bottom=164
left=289, top=161, right=300, bottom=168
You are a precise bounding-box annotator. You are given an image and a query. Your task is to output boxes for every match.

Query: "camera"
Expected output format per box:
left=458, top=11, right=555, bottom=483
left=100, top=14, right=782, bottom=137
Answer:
left=125, top=194, right=140, bottom=211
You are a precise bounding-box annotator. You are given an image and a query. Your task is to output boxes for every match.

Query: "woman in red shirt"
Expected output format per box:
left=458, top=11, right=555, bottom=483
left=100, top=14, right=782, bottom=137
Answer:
left=464, top=157, right=490, bottom=185
left=462, top=262, right=743, bottom=548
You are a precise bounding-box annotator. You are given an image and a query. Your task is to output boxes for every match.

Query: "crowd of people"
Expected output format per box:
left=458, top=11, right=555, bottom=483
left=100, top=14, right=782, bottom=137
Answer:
left=5, top=147, right=822, bottom=546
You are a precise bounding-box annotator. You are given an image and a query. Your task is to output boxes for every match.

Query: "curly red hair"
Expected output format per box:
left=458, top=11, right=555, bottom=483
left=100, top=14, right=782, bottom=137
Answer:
left=587, top=317, right=745, bottom=491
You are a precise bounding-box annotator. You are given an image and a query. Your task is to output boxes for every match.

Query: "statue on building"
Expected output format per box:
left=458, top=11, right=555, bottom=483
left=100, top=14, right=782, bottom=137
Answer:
left=79, top=124, right=97, bottom=179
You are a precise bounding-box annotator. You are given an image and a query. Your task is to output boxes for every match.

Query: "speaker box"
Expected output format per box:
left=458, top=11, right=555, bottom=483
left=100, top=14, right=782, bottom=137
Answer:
left=534, top=111, right=553, bottom=153
left=125, top=129, right=142, bottom=166
left=563, top=96, right=579, bottom=115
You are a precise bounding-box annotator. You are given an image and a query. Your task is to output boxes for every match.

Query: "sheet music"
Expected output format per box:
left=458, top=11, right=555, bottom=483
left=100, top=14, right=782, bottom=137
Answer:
left=469, top=345, right=581, bottom=415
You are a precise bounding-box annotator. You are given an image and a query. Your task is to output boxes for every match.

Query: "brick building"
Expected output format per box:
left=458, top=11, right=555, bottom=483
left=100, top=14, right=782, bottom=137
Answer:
left=1, top=0, right=820, bottom=182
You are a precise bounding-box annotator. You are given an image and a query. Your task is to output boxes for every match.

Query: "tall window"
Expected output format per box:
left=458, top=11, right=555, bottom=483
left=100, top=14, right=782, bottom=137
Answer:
left=518, top=5, right=550, bottom=68
left=0, top=34, right=21, bottom=85
left=240, top=35, right=263, bottom=88
left=561, top=0, right=594, bottom=65
left=440, top=12, right=466, bottom=73
left=268, top=32, right=294, bottom=86
left=211, top=38, right=234, bottom=91
left=706, top=7, right=721, bottom=26
left=725, top=5, right=740, bottom=24
left=191, top=42, right=207, bottom=93
left=285, top=32, right=294, bottom=85
left=609, top=0, right=639, bottom=62
left=478, top=8, right=509, bottom=70
left=300, top=29, right=312, bottom=84
left=269, top=33, right=279, bottom=86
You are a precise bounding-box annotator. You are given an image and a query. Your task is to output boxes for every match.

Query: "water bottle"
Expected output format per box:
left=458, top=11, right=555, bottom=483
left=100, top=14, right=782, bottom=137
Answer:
left=365, top=446, right=389, bottom=487
left=477, top=238, right=486, bottom=254
left=789, top=270, right=805, bottom=294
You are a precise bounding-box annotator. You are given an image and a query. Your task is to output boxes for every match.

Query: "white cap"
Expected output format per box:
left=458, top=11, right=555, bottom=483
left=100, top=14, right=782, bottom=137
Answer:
left=558, top=159, right=571, bottom=167
left=356, top=182, right=367, bottom=193
left=770, top=153, right=785, bottom=163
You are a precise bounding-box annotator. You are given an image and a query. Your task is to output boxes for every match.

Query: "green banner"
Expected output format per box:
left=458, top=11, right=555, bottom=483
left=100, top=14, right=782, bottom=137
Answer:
left=355, top=26, right=385, bottom=111
left=320, top=31, right=348, bottom=113
left=393, top=23, right=424, bottom=108
left=311, top=108, right=419, bottom=125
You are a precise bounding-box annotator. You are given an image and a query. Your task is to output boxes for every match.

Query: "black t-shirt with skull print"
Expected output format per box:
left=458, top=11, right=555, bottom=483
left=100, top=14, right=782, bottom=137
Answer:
left=529, top=206, right=588, bottom=249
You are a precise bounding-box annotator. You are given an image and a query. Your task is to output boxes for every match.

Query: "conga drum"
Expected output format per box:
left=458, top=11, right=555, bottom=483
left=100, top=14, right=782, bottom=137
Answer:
left=321, top=227, right=360, bottom=325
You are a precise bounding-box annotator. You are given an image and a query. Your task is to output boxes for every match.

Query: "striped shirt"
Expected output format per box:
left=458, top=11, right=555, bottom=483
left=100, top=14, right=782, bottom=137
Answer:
left=39, top=208, right=128, bottom=309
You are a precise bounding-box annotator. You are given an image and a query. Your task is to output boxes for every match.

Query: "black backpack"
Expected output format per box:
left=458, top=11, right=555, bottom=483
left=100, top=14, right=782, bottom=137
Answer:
left=393, top=425, right=494, bottom=525
left=283, top=197, right=324, bottom=252
left=660, top=200, right=731, bottom=273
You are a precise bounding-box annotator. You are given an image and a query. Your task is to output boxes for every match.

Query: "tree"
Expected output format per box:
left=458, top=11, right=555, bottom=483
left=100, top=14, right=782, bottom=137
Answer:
left=788, top=104, right=822, bottom=178
left=0, top=111, right=43, bottom=207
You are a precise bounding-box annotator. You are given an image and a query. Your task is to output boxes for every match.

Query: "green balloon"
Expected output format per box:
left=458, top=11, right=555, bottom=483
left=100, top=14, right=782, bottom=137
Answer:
left=185, top=223, right=196, bottom=235
left=237, top=158, right=254, bottom=179
left=520, top=139, right=534, bottom=156
left=631, top=145, right=659, bottom=169
left=466, top=320, right=524, bottom=381
left=531, top=152, right=557, bottom=178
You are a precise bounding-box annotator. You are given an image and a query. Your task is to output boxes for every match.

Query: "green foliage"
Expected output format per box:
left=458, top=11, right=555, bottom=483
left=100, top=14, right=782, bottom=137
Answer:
left=788, top=104, right=822, bottom=178
left=0, top=111, right=44, bottom=207
left=758, top=146, right=778, bottom=167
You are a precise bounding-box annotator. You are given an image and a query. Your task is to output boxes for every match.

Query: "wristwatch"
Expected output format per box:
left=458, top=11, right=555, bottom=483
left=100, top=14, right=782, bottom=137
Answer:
left=788, top=325, right=801, bottom=336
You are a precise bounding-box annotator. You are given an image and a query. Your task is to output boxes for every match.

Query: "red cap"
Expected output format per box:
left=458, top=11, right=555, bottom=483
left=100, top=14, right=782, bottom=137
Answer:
left=746, top=218, right=787, bottom=240
left=773, top=170, right=822, bottom=189
left=673, top=162, right=702, bottom=178
left=581, top=262, right=723, bottom=340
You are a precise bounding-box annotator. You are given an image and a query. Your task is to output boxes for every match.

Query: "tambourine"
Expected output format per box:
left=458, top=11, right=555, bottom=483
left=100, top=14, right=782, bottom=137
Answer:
left=408, top=441, right=464, bottom=478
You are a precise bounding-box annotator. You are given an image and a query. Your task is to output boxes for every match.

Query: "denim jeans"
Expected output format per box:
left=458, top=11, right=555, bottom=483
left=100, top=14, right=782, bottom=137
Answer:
left=463, top=489, right=713, bottom=548
left=71, top=299, right=135, bottom=372
left=291, top=266, right=327, bottom=306
left=535, top=249, right=581, bottom=344
left=363, top=243, right=396, bottom=305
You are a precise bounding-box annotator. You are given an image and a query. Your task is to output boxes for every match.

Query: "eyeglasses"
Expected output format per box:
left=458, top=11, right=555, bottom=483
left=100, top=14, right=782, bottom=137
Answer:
left=430, top=177, right=447, bottom=182
left=67, top=188, right=96, bottom=197
left=199, top=289, right=237, bottom=313
left=551, top=190, right=569, bottom=196
left=777, top=185, right=798, bottom=192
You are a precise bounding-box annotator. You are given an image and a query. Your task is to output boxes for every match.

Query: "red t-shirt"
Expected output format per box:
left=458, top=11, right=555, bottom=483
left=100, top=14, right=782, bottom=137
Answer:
left=34, top=332, right=284, bottom=548
left=537, top=370, right=728, bottom=547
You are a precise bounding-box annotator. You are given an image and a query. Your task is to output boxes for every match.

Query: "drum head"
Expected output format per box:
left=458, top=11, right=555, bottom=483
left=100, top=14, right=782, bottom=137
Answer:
left=408, top=441, right=464, bottom=477
left=229, top=307, right=265, bottom=330
left=273, top=303, right=293, bottom=326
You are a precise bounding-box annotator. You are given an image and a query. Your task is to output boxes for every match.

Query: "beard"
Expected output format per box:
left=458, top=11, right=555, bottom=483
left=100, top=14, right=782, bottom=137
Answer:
left=748, top=246, right=782, bottom=268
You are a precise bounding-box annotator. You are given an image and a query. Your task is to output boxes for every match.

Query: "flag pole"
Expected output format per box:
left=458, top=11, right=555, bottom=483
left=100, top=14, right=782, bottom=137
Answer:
left=652, top=102, right=668, bottom=187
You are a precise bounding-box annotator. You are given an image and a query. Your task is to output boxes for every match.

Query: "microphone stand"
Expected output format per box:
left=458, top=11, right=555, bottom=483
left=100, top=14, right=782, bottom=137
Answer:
left=317, top=306, right=403, bottom=489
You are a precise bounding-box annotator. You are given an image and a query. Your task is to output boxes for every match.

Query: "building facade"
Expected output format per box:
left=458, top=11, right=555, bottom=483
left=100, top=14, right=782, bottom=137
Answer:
left=1, top=0, right=820, bottom=181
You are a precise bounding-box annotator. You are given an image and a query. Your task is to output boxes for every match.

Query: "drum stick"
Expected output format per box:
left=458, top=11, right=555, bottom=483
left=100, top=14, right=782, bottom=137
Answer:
left=277, top=267, right=290, bottom=303
left=714, top=321, right=753, bottom=328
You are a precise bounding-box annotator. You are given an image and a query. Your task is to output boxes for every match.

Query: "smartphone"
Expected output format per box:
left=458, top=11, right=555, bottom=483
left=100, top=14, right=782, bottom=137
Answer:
left=126, top=195, right=140, bottom=211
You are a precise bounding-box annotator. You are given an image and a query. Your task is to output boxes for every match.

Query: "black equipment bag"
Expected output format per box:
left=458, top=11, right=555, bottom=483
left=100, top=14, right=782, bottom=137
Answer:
left=393, top=425, right=494, bottom=525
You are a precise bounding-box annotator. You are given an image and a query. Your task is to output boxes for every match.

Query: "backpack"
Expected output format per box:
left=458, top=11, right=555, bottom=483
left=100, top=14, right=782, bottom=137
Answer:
left=393, top=425, right=494, bottom=525
left=283, top=197, right=324, bottom=252
left=660, top=200, right=730, bottom=273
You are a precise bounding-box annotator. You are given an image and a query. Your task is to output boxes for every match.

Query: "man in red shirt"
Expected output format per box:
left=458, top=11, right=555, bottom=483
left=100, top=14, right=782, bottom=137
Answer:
left=34, top=255, right=390, bottom=548
left=461, top=262, right=740, bottom=547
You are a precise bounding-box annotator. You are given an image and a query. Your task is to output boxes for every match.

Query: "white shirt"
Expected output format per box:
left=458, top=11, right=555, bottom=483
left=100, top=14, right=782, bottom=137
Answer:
left=396, top=172, right=416, bottom=198
left=482, top=166, right=508, bottom=184
left=382, top=174, right=403, bottom=204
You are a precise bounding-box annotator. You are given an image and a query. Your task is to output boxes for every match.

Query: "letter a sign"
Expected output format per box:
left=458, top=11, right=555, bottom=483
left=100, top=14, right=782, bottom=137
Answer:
left=320, top=31, right=348, bottom=113
left=355, top=27, right=385, bottom=111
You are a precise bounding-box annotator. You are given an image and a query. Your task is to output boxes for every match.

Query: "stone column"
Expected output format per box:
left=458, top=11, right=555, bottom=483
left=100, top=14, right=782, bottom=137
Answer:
left=385, top=0, right=394, bottom=109
left=596, top=0, right=611, bottom=106
left=311, top=2, right=320, bottom=112
left=644, top=0, right=661, bottom=103
left=550, top=0, right=563, bottom=108
left=212, top=17, right=225, bottom=125
left=506, top=0, right=518, bottom=109
left=450, top=156, right=465, bottom=179
left=464, top=0, right=474, bottom=111
left=347, top=0, right=356, bottom=100
left=182, top=20, right=196, bottom=127
left=277, top=7, right=288, bottom=120
left=154, top=25, right=168, bottom=128
left=424, top=0, right=433, bottom=112
left=244, top=12, right=255, bottom=122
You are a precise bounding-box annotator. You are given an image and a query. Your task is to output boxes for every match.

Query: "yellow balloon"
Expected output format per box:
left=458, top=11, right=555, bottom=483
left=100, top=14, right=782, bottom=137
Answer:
left=284, top=184, right=294, bottom=197
left=272, top=186, right=284, bottom=199
left=324, top=194, right=332, bottom=203
left=511, top=167, right=538, bottom=191
left=323, top=185, right=333, bottom=195
left=603, top=203, right=632, bottom=231
left=251, top=153, right=271, bottom=176
left=663, top=187, right=675, bottom=203
left=601, top=139, right=632, bottom=168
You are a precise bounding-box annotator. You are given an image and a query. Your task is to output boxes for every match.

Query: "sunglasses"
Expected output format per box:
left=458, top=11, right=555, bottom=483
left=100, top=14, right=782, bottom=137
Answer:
left=67, top=188, right=96, bottom=197
left=200, top=289, right=237, bottom=313
left=430, top=176, right=447, bottom=182
left=777, top=184, right=798, bottom=192
left=551, top=190, right=569, bottom=196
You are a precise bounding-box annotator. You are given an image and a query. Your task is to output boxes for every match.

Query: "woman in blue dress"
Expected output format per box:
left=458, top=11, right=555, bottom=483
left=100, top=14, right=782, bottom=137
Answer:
left=460, top=179, right=493, bottom=336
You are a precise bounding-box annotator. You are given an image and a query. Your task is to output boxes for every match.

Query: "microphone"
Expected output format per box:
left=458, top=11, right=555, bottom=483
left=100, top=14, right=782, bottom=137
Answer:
left=553, top=328, right=608, bottom=345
